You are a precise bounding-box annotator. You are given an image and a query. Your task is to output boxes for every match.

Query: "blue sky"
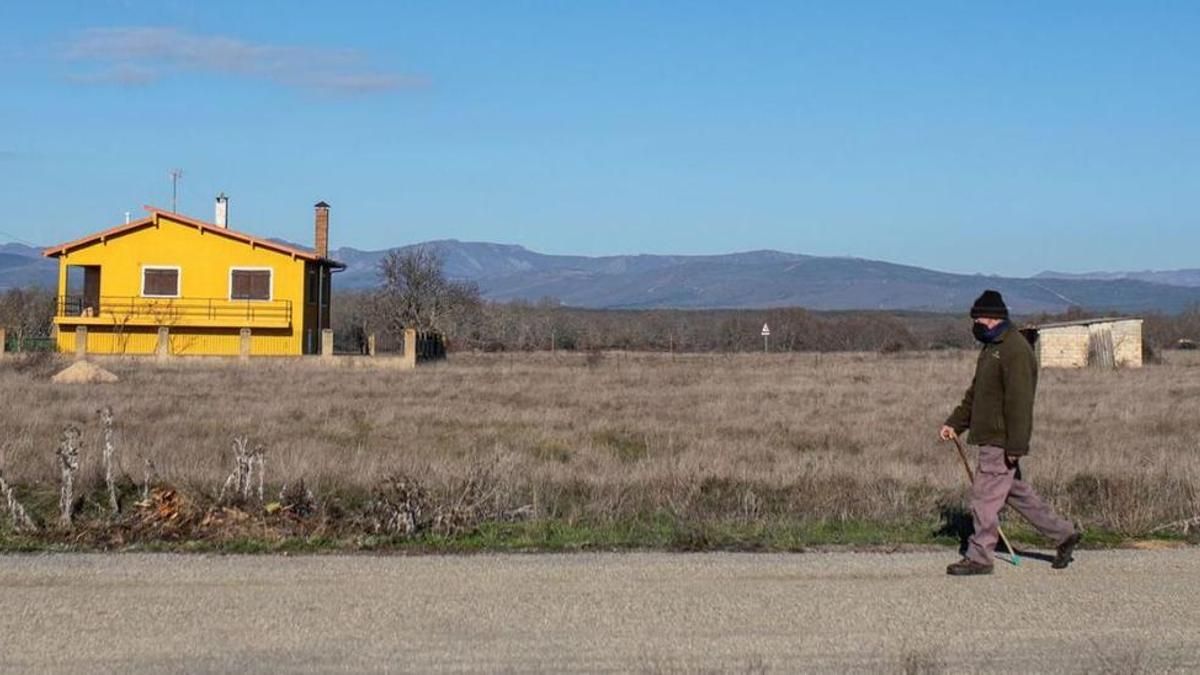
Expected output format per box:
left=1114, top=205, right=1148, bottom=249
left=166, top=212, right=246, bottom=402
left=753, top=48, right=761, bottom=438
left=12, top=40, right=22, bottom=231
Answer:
left=1, top=1, right=1197, bottom=275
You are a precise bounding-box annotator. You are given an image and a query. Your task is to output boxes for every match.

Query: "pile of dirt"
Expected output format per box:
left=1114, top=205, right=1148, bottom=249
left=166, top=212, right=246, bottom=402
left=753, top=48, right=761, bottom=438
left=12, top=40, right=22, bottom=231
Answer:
left=51, top=360, right=119, bottom=384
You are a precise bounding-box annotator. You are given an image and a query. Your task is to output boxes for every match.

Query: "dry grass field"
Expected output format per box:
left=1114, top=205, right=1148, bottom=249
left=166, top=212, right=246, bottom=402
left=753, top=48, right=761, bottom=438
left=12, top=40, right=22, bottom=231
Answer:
left=0, top=349, right=1197, bottom=549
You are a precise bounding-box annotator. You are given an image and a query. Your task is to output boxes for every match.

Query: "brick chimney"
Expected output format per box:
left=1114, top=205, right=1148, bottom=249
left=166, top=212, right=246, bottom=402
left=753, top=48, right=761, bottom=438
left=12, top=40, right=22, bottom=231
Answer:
left=314, top=201, right=330, bottom=258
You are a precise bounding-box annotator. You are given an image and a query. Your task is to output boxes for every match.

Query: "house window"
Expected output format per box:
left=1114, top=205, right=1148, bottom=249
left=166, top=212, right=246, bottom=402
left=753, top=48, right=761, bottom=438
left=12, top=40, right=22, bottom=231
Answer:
left=142, top=267, right=180, bottom=298
left=230, top=269, right=272, bottom=301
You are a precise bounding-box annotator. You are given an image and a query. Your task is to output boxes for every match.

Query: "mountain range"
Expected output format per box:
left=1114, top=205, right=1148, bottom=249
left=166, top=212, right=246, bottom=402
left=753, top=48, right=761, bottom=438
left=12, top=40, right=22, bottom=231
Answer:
left=0, top=243, right=58, bottom=291
left=4, top=239, right=1198, bottom=314
left=1034, top=268, right=1200, bottom=287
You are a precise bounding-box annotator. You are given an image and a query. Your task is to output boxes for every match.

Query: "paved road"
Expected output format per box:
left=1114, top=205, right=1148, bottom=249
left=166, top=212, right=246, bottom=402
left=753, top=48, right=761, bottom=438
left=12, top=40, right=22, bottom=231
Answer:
left=1, top=549, right=1197, bottom=673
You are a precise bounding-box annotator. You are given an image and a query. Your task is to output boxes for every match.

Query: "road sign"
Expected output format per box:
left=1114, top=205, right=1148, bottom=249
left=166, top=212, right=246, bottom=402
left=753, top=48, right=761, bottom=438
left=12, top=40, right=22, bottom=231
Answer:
left=761, top=323, right=770, bottom=336
left=761, top=323, right=770, bottom=354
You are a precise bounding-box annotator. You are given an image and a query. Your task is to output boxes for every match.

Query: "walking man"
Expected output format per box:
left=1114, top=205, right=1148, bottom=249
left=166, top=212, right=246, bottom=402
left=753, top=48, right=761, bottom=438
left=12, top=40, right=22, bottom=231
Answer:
left=939, top=290, right=1082, bottom=575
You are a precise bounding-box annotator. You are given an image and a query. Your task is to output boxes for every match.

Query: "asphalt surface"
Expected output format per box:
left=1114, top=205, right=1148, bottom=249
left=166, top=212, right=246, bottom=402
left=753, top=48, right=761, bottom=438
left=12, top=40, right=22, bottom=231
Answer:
left=1, top=549, right=1197, bottom=673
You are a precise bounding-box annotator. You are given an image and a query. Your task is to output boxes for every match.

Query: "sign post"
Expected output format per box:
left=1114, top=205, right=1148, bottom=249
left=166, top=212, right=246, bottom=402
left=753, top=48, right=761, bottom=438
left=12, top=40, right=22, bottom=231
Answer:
left=761, top=323, right=770, bottom=354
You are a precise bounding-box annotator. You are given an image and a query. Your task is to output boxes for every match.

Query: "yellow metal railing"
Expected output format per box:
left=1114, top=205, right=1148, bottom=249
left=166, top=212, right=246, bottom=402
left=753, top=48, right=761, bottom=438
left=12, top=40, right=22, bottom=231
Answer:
left=56, top=296, right=292, bottom=326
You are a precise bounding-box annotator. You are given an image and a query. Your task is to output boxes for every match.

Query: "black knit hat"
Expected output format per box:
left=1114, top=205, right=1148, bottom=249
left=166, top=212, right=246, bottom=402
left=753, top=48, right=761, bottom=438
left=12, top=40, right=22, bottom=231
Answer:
left=970, top=290, right=1009, bottom=319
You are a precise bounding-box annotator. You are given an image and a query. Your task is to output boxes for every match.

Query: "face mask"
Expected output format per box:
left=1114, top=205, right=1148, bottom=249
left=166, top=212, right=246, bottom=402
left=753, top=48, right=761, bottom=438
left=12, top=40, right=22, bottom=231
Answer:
left=974, top=320, right=1009, bottom=344
left=972, top=323, right=990, bottom=343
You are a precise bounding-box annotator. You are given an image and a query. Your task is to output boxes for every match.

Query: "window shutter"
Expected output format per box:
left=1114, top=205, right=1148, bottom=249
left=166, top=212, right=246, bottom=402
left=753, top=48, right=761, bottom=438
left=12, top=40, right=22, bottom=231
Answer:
left=231, top=270, right=270, bottom=300
left=143, top=269, right=179, bottom=296
left=251, top=272, right=270, bottom=299
left=231, top=272, right=251, bottom=299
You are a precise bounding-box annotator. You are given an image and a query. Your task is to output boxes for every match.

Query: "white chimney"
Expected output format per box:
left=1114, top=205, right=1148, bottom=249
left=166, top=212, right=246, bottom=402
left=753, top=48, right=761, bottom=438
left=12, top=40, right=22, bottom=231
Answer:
left=215, top=193, right=229, bottom=228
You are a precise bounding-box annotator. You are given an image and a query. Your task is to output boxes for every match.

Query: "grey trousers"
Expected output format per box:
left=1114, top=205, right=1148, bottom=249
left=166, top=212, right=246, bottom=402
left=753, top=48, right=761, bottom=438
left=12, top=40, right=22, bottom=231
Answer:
left=966, top=445, right=1076, bottom=565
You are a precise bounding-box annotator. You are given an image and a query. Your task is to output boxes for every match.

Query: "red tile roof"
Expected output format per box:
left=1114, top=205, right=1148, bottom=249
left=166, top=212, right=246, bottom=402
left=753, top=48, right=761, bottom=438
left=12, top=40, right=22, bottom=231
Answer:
left=43, top=206, right=345, bottom=268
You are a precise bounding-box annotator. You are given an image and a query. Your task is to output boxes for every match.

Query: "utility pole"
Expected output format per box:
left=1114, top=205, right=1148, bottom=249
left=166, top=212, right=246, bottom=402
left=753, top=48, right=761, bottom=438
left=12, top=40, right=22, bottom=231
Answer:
left=169, top=168, right=184, bottom=212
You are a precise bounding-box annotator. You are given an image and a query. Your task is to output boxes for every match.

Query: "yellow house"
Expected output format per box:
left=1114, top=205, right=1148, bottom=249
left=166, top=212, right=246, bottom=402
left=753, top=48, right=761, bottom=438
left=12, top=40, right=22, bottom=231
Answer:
left=43, top=200, right=344, bottom=356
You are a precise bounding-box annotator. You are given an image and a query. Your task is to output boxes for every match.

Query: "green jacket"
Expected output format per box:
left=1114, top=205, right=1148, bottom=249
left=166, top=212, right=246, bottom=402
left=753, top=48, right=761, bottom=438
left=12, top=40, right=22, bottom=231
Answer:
left=945, top=324, right=1038, bottom=455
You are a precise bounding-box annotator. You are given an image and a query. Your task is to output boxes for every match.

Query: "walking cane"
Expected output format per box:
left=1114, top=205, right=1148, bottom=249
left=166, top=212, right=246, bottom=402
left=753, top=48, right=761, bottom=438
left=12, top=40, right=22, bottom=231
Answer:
left=949, top=432, right=1021, bottom=567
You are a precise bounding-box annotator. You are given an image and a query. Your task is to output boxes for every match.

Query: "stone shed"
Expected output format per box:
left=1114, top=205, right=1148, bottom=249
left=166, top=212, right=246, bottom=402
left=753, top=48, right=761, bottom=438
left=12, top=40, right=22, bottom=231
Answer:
left=1025, top=317, right=1143, bottom=369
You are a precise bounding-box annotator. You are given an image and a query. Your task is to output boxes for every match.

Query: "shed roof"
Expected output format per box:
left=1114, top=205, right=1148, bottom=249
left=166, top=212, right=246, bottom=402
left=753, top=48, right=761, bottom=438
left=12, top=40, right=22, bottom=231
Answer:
left=1033, top=317, right=1142, bottom=330
left=43, top=206, right=345, bottom=268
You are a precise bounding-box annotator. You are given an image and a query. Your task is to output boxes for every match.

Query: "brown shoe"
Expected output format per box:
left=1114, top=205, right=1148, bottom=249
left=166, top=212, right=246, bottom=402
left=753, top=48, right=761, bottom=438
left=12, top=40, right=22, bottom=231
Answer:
left=946, top=557, right=994, bottom=576
left=1052, top=532, right=1082, bottom=569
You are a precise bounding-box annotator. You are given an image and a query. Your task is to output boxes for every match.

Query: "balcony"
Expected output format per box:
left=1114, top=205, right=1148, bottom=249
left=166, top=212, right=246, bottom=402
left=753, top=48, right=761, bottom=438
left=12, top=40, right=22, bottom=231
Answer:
left=54, top=296, right=292, bottom=329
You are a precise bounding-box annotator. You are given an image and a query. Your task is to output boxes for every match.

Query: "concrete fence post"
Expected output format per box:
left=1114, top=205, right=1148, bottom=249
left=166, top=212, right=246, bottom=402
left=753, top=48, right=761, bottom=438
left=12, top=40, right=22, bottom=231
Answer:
left=403, top=328, right=417, bottom=369
left=75, top=326, right=88, bottom=360
left=155, top=326, right=170, bottom=358
left=367, top=332, right=377, bottom=357
left=321, top=329, right=334, bottom=359
left=0, top=328, right=6, bottom=356
left=239, top=328, right=252, bottom=360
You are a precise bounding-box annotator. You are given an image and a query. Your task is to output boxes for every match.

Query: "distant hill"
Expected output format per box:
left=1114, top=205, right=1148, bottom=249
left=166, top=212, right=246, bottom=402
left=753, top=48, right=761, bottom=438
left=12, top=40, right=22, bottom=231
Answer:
left=0, top=244, right=56, bottom=291
left=1035, top=269, right=1200, bottom=287
left=0, top=243, right=43, bottom=258
left=329, top=240, right=1200, bottom=314
left=4, top=237, right=1199, bottom=313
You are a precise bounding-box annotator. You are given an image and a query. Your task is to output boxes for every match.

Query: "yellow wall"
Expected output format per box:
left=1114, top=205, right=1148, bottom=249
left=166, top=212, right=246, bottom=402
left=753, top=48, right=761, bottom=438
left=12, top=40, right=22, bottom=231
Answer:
left=57, top=326, right=298, bottom=357
left=52, top=214, right=314, bottom=356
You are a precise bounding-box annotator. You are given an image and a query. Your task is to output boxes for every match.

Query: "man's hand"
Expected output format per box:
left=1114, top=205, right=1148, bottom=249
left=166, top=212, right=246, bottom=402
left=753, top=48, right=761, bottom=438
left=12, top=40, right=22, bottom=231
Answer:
left=939, top=425, right=956, bottom=442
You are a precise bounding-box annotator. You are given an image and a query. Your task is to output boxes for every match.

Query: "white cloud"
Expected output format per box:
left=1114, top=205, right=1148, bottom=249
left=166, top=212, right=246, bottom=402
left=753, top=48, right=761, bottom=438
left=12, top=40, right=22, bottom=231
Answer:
left=63, top=27, right=420, bottom=95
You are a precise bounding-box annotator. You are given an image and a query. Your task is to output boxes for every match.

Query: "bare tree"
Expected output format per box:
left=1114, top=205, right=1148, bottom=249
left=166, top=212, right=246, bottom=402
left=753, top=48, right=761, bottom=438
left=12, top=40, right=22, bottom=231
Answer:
left=0, top=288, right=55, bottom=351
left=375, top=248, right=482, bottom=337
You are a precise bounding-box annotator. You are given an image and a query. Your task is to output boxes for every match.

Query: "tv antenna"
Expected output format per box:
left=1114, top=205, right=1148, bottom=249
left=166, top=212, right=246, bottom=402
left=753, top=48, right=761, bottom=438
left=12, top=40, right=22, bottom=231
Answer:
left=169, top=168, right=184, bottom=212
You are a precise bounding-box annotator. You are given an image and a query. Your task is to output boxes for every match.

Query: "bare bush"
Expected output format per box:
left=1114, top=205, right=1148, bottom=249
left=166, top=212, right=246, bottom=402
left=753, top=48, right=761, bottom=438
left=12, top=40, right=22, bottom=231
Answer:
left=99, top=406, right=119, bottom=514
left=278, top=480, right=317, bottom=518
left=431, top=455, right=513, bottom=536
left=218, top=437, right=265, bottom=504
left=1144, top=308, right=1200, bottom=351
left=56, top=425, right=81, bottom=527
left=140, top=456, right=158, bottom=501
left=0, top=467, right=36, bottom=532
left=364, top=475, right=429, bottom=536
